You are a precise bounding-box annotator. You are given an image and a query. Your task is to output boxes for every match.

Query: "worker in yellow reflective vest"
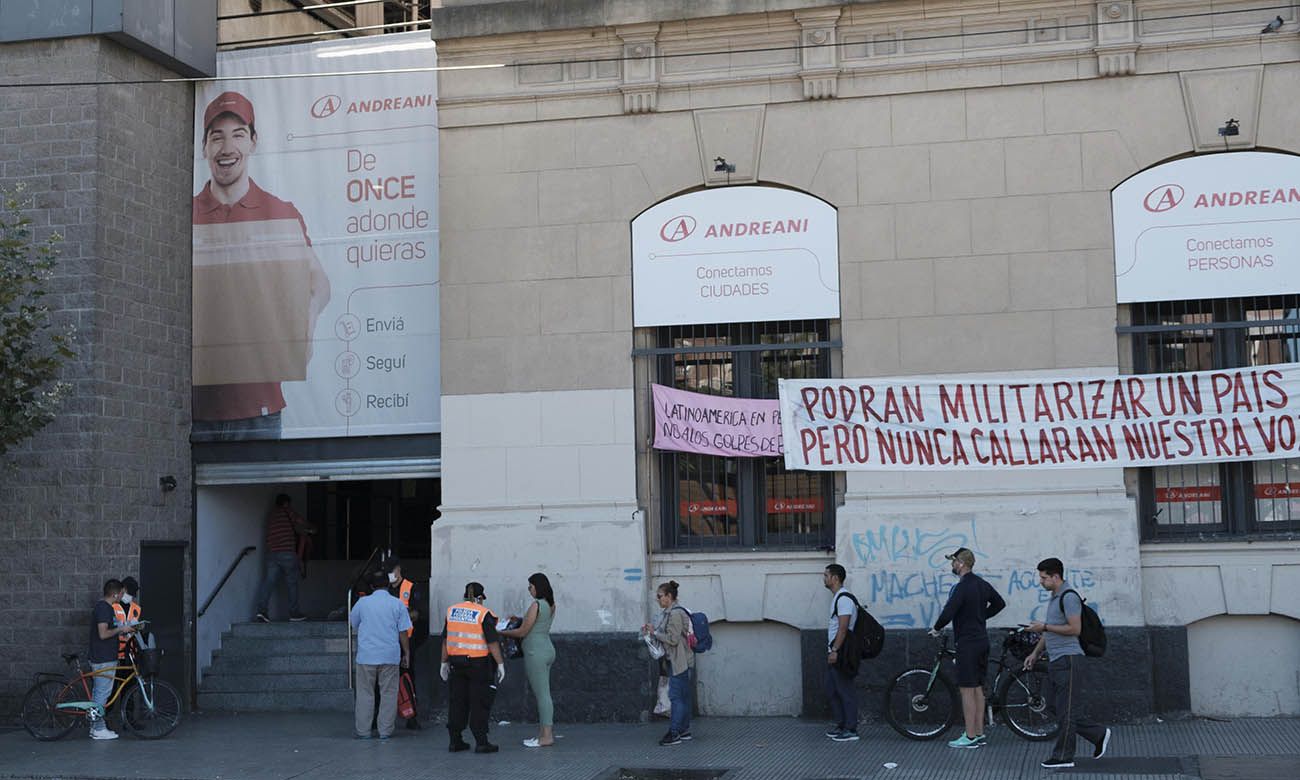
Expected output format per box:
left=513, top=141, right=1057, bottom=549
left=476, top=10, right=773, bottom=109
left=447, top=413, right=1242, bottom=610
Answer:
left=440, top=581, right=505, bottom=754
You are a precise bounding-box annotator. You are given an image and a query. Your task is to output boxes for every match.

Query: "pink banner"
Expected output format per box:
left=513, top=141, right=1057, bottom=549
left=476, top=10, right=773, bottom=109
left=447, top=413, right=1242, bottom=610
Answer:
left=652, top=384, right=782, bottom=458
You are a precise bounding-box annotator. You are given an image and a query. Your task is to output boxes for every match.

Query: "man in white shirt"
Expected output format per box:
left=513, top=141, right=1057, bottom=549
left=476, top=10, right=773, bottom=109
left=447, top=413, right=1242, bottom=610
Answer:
left=822, top=564, right=860, bottom=742
left=350, top=571, right=412, bottom=739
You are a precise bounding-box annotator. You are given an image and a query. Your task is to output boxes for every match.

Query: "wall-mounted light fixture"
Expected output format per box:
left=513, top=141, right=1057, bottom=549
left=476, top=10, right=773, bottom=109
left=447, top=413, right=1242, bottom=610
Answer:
left=159, top=475, right=178, bottom=492
left=713, top=157, right=736, bottom=173
left=1218, top=118, right=1240, bottom=150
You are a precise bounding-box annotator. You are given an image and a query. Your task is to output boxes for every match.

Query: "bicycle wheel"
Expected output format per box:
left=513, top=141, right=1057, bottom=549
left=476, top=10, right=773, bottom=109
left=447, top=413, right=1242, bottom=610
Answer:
left=118, top=678, right=182, bottom=739
left=883, top=668, right=958, bottom=740
left=20, top=679, right=81, bottom=741
left=997, top=666, right=1057, bottom=742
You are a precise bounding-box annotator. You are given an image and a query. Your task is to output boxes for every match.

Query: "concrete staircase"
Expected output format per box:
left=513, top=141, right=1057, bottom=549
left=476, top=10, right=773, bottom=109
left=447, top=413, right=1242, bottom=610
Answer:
left=198, top=621, right=353, bottom=712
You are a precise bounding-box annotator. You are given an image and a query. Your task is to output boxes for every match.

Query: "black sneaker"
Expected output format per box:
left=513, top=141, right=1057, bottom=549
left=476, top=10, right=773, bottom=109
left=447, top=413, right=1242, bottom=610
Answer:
left=254, top=612, right=270, bottom=623
left=474, top=742, right=499, bottom=754
left=659, top=731, right=683, bottom=746
left=678, top=730, right=692, bottom=741
left=830, top=730, right=860, bottom=742
left=825, top=724, right=843, bottom=737
left=448, top=741, right=470, bottom=753
left=1041, top=758, right=1075, bottom=769
left=289, top=612, right=307, bottom=622
left=1094, top=728, right=1112, bottom=759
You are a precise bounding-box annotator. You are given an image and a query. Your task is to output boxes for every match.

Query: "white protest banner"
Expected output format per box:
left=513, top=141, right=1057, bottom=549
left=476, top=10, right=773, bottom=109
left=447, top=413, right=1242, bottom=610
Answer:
left=192, top=33, right=438, bottom=440
left=779, top=365, right=1300, bottom=471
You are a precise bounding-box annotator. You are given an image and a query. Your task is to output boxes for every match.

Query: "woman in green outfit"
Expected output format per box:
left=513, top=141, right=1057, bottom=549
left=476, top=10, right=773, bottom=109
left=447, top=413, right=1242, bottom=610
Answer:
left=500, top=572, right=556, bottom=747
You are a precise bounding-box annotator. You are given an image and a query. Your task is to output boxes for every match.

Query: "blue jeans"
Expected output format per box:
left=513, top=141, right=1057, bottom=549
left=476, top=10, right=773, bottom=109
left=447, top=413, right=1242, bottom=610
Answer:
left=90, top=661, right=115, bottom=728
left=668, top=668, right=693, bottom=735
left=825, top=665, right=859, bottom=732
left=191, top=411, right=282, bottom=442
left=255, top=551, right=301, bottom=615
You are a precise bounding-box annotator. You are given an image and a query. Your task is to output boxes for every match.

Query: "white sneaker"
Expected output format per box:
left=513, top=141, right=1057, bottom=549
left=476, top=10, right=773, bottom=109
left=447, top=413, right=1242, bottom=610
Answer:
left=90, top=728, right=119, bottom=740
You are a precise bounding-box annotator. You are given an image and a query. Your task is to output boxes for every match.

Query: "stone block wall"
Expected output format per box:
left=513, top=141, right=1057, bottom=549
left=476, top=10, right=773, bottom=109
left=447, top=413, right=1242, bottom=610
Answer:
left=0, top=36, right=193, bottom=719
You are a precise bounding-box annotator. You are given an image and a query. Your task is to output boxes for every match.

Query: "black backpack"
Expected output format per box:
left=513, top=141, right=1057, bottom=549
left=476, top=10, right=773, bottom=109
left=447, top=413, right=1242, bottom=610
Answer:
left=833, top=592, right=886, bottom=671
left=1061, top=589, right=1106, bottom=657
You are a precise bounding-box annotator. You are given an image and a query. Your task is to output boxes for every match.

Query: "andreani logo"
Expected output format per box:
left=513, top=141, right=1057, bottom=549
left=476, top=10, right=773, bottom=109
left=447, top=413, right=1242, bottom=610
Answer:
left=1143, top=184, right=1183, bottom=213
left=658, top=215, right=811, bottom=242
left=660, top=216, right=696, bottom=242
left=311, top=94, right=341, bottom=119
left=346, top=94, right=434, bottom=114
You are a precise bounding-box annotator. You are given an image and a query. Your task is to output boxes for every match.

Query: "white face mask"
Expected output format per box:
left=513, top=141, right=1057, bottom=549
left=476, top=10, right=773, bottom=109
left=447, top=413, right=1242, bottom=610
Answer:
left=388, top=572, right=398, bottom=584
left=120, top=594, right=134, bottom=605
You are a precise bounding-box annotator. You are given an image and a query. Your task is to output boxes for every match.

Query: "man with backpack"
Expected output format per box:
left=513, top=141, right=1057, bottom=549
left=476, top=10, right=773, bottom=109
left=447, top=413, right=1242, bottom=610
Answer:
left=930, top=547, right=1005, bottom=749
left=822, top=564, right=860, bottom=742
left=1025, top=557, right=1111, bottom=769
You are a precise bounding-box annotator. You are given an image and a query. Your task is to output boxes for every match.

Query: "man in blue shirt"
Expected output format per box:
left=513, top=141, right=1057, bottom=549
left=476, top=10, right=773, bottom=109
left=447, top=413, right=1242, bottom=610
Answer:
left=930, top=547, right=1005, bottom=749
left=350, top=571, right=412, bottom=739
left=1025, top=557, right=1110, bottom=769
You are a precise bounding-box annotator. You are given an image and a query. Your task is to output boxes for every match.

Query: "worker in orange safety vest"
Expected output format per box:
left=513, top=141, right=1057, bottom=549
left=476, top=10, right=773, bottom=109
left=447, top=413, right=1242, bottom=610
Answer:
left=386, top=558, right=423, bottom=730
left=440, top=581, right=505, bottom=753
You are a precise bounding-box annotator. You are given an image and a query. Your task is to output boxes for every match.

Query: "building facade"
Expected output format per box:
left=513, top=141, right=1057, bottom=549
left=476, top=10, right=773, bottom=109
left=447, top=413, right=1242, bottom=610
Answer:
left=428, top=0, right=1300, bottom=720
left=4, top=0, right=1300, bottom=725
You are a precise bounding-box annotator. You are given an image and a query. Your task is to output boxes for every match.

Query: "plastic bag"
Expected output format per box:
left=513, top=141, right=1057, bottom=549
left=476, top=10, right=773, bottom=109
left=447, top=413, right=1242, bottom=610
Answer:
left=653, top=675, right=671, bottom=716
left=642, top=632, right=665, bottom=660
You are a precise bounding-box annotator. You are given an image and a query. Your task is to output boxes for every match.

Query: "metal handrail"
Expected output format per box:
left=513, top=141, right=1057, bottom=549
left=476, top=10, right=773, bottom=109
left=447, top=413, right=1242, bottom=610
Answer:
left=197, top=546, right=257, bottom=618
left=345, top=546, right=383, bottom=691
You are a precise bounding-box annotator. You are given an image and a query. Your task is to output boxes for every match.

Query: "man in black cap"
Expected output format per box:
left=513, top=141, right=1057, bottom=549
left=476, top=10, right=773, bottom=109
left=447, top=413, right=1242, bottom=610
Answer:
left=441, top=582, right=504, bottom=753
left=930, top=547, right=1005, bottom=749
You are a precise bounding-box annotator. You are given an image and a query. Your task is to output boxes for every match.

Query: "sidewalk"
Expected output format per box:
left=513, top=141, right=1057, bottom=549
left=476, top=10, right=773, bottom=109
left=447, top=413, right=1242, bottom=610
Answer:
left=1, top=713, right=1297, bottom=780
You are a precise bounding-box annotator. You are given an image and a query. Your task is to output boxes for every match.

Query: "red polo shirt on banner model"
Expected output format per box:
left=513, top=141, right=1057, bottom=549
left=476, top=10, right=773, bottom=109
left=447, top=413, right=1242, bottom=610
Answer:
left=192, top=179, right=314, bottom=421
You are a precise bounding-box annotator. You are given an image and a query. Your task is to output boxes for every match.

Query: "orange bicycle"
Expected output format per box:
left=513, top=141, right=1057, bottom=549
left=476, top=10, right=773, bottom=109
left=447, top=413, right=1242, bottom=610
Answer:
left=20, top=637, right=182, bottom=740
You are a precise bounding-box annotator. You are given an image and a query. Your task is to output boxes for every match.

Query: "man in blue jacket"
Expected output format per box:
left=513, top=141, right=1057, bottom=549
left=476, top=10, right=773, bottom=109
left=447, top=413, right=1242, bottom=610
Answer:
left=930, top=547, right=1005, bottom=749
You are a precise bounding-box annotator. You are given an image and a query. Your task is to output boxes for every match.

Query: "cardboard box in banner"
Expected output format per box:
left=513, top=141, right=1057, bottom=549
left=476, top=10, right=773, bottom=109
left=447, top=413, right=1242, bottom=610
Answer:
left=193, top=219, right=316, bottom=385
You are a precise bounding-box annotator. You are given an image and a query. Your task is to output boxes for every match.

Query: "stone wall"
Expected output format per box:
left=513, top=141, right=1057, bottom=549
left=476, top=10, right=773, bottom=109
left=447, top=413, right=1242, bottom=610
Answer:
left=0, top=36, right=193, bottom=719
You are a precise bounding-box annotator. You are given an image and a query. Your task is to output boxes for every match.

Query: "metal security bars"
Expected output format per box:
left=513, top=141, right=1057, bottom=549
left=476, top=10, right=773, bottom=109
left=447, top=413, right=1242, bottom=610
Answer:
left=1122, top=297, right=1300, bottom=540
left=640, top=320, right=837, bottom=550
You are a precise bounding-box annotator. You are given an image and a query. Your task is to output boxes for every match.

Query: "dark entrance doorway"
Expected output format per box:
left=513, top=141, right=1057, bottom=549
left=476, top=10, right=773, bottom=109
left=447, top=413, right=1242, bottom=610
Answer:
left=140, top=540, right=189, bottom=707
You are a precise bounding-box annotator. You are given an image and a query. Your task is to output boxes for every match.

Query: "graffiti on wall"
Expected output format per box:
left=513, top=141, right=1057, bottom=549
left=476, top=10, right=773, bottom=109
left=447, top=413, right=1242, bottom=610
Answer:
left=849, top=519, right=1099, bottom=628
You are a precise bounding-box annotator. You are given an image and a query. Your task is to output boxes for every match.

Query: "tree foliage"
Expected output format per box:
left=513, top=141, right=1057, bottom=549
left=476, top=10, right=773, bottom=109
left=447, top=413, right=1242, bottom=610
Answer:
left=0, top=184, right=76, bottom=456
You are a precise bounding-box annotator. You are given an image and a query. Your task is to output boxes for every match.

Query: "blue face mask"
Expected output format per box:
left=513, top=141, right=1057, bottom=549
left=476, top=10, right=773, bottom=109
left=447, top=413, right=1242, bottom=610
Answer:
left=120, top=593, right=134, bottom=605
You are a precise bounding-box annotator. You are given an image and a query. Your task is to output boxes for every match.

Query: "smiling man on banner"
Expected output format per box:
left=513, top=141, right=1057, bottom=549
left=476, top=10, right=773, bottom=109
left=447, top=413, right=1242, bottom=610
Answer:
left=192, top=90, right=332, bottom=441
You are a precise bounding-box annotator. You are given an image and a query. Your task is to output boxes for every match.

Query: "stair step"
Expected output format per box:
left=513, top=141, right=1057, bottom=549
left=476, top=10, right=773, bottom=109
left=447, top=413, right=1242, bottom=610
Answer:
left=198, top=690, right=354, bottom=713
left=200, top=672, right=349, bottom=693
left=228, top=621, right=349, bottom=638
left=212, top=636, right=351, bottom=656
left=206, top=654, right=351, bottom=675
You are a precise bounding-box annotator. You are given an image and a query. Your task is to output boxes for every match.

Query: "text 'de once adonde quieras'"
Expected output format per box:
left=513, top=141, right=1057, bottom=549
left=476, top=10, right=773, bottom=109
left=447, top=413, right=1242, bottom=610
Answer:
left=778, top=365, right=1300, bottom=471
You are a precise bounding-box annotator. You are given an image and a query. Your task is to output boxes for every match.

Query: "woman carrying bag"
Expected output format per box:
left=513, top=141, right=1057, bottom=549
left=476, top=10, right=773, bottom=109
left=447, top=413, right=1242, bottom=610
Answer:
left=499, top=572, right=557, bottom=748
left=641, top=580, right=693, bottom=746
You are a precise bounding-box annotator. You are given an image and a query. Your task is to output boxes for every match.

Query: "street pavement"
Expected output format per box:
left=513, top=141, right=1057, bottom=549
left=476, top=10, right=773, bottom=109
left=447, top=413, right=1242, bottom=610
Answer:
left=1, top=713, right=1297, bottom=780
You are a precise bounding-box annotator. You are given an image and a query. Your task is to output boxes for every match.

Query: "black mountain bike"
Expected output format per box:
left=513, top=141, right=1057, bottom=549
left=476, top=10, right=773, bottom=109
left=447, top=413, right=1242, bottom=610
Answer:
left=883, top=628, right=1056, bottom=741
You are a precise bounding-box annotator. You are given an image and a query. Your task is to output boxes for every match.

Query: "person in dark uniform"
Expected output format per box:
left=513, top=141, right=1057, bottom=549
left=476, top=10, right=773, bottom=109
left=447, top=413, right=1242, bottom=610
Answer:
left=440, top=582, right=505, bottom=754
left=385, top=557, right=426, bottom=729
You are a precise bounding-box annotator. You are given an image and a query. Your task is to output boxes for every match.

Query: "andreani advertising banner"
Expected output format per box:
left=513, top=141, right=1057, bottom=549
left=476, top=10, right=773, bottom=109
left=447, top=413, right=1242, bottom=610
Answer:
left=1113, top=152, right=1300, bottom=304
left=191, top=33, right=438, bottom=441
left=780, top=365, right=1300, bottom=471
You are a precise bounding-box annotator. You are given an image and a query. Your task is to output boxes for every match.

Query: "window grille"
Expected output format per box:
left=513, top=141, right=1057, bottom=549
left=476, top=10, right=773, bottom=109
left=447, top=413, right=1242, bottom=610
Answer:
left=643, top=320, right=837, bottom=550
left=1123, top=296, right=1300, bottom=539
